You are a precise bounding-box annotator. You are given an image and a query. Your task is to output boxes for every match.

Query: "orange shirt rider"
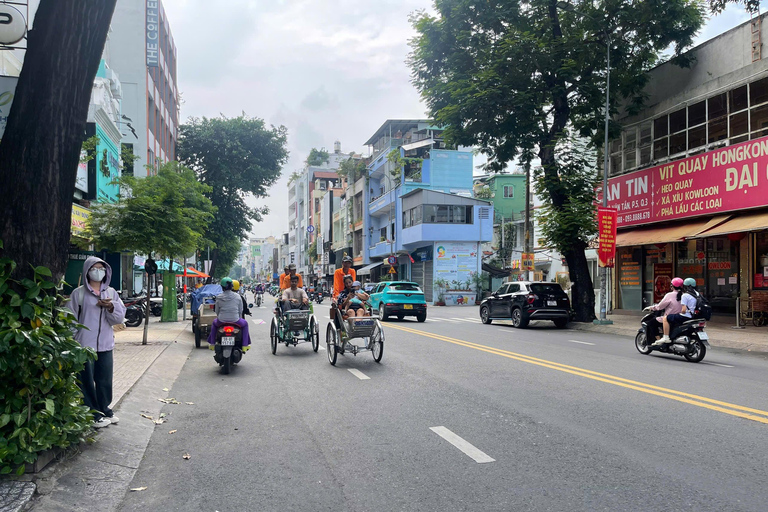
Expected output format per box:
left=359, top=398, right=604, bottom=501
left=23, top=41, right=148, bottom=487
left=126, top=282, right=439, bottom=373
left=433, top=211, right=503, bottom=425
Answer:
left=333, top=256, right=356, bottom=299
left=280, top=264, right=303, bottom=291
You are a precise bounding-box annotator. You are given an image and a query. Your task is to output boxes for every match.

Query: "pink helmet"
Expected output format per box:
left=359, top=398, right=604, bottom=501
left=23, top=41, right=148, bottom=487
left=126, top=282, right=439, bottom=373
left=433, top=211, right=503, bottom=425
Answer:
left=671, top=277, right=684, bottom=288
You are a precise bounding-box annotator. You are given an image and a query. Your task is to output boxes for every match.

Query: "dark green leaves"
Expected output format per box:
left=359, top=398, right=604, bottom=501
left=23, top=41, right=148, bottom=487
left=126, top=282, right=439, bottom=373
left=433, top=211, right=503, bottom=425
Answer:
left=0, top=249, right=93, bottom=475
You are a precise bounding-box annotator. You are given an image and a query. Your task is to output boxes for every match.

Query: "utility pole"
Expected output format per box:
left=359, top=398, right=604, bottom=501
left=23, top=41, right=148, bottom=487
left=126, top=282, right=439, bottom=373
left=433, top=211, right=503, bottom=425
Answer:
left=524, top=161, right=532, bottom=281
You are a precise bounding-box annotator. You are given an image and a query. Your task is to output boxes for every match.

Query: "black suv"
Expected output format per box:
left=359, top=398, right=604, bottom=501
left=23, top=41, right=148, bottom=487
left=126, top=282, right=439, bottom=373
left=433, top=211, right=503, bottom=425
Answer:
left=479, top=281, right=570, bottom=328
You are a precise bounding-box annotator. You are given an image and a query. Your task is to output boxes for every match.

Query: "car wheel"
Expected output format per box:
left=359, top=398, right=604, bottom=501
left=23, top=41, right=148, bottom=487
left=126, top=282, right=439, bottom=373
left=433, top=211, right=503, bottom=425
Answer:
left=379, top=304, right=389, bottom=321
left=416, top=312, right=426, bottom=322
left=511, top=308, right=528, bottom=328
left=553, top=318, right=568, bottom=329
left=396, top=314, right=404, bottom=321
left=480, top=306, right=492, bottom=325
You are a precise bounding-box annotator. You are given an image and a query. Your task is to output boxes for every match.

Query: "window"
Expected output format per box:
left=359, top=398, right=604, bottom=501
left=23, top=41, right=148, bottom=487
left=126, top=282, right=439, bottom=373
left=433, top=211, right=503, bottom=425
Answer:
left=530, top=283, right=566, bottom=295
left=495, top=284, right=509, bottom=294
left=503, top=185, right=514, bottom=198
left=507, top=284, right=520, bottom=293
left=422, top=205, right=472, bottom=224
left=390, top=283, right=421, bottom=292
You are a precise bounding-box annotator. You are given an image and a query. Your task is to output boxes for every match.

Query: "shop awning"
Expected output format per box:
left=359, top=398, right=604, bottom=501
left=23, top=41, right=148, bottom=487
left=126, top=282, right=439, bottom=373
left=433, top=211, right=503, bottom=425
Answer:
left=693, top=211, right=768, bottom=238
left=616, top=215, right=730, bottom=247
left=357, top=261, right=383, bottom=276
left=176, top=268, right=210, bottom=278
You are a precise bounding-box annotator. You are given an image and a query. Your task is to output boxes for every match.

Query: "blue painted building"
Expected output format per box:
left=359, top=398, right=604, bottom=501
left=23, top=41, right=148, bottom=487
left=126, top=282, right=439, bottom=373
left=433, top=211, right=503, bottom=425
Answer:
left=359, top=120, right=493, bottom=303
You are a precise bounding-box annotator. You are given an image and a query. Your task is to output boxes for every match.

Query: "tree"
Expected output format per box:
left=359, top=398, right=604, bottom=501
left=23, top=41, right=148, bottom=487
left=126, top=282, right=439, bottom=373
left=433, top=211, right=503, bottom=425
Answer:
left=306, top=147, right=330, bottom=167
left=337, top=156, right=367, bottom=184
left=409, top=0, right=705, bottom=321
left=84, top=162, right=214, bottom=342
left=0, top=1, right=118, bottom=281
left=178, top=115, right=289, bottom=280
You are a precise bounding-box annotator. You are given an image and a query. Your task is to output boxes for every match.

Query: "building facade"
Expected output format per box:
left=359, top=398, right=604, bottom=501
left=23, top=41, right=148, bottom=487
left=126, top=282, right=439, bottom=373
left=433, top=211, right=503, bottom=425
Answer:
left=360, top=120, right=493, bottom=303
left=607, top=14, right=768, bottom=314
left=110, top=0, right=178, bottom=175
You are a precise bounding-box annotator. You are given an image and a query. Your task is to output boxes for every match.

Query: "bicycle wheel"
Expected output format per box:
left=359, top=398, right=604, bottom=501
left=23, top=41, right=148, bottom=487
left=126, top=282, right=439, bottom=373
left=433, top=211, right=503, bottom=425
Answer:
left=753, top=311, right=766, bottom=327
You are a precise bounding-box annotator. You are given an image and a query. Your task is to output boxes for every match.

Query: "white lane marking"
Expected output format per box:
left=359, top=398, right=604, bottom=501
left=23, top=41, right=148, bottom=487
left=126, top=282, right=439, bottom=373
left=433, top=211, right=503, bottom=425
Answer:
left=567, top=339, right=596, bottom=346
left=703, top=362, right=734, bottom=368
left=452, top=317, right=481, bottom=323
left=440, top=319, right=462, bottom=323
left=318, top=345, right=326, bottom=351
left=430, top=426, right=495, bottom=464
left=348, top=369, right=370, bottom=380
left=497, top=329, right=511, bottom=333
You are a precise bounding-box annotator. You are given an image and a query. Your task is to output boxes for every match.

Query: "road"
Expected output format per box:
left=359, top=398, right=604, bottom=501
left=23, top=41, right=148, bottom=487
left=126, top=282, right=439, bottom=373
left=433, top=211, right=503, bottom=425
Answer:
left=117, top=294, right=768, bottom=511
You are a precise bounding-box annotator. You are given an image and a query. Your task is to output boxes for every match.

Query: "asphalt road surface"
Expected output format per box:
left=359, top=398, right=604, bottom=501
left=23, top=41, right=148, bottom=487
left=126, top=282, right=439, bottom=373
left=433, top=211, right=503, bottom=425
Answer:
left=118, top=295, right=768, bottom=511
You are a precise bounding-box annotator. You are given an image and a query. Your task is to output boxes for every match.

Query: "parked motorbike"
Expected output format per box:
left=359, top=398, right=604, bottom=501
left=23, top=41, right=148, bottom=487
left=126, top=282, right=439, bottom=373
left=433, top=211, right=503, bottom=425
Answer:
left=124, top=297, right=146, bottom=328
left=213, top=322, right=244, bottom=375
left=635, top=310, right=709, bottom=362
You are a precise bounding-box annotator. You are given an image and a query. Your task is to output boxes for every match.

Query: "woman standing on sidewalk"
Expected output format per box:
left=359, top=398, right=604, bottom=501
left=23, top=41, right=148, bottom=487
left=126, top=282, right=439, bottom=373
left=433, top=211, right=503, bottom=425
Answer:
left=67, top=256, right=126, bottom=429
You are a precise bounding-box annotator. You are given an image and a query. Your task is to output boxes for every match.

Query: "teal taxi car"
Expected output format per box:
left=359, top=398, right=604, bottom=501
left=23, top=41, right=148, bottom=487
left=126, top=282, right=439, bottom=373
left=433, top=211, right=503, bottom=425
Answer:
left=369, top=281, right=427, bottom=322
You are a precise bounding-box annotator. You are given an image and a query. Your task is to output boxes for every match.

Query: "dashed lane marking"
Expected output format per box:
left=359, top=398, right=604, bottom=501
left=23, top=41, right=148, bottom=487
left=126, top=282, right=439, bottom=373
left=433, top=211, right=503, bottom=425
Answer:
left=703, top=362, right=734, bottom=368
left=567, top=340, right=596, bottom=346
left=348, top=369, right=370, bottom=380
left=430, top=426, right=495, bottom=464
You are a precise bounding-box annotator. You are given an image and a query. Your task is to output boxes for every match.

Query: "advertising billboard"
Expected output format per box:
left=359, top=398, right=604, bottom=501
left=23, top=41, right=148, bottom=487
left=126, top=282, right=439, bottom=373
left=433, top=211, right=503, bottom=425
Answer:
left=606, top=135, right=768, bottom=227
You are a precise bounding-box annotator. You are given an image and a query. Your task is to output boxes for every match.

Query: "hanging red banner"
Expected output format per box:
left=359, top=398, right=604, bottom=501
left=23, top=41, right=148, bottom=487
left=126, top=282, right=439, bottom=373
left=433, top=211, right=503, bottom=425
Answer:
left=597, top=207, right=617, bottom=268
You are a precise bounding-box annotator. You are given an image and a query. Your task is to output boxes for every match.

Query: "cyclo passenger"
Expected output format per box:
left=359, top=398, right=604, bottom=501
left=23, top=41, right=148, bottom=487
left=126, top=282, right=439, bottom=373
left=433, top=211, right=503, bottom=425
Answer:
left=208, top=277, right=251, bottom=349
left=280, top=274, right=309, bottom=315
left=337, top=279, right=370, bottom=319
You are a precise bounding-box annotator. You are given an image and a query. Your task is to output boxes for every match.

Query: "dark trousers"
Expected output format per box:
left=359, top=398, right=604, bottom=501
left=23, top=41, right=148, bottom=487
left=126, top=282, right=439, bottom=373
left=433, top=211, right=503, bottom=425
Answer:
left=79, top=350, right=114, bottom=420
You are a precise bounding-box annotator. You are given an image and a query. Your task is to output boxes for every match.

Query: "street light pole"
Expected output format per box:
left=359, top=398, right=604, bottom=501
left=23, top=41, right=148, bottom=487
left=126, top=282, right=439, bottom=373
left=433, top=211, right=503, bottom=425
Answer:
left=556, top=1, right=613, bottom=324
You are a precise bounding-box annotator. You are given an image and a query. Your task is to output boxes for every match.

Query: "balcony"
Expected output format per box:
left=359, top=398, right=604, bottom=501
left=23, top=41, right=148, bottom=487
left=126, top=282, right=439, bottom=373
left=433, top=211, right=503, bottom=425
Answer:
left=369, top=188, right=396, bottom=217
left=368, top=240, right=394, bottom=259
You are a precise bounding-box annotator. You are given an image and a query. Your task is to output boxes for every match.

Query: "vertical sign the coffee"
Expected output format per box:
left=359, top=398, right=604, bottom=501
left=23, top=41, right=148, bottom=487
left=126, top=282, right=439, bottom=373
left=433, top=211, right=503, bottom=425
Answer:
left=146, top=1, right=159, bottom=67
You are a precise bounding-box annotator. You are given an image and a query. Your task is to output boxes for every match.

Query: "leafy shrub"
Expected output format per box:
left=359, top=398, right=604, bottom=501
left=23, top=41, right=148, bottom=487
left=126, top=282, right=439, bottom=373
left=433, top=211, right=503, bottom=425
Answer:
left=0, top=241, right=93, bottom=475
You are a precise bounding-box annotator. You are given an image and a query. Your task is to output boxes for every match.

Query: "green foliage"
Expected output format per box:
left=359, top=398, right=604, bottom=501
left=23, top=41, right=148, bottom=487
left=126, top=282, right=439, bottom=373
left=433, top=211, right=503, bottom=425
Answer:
left=80, top=135, right=100, bottom=164
left=470, top=272, right=489, bottom=295
left=120, top=144, right=139, bottom=175
left=0, top=251, right=93, bottom=475
left=534, top=138, right=599, bottom=255
left=475, top=186, right=492, bottom=200
left=386, top=149, right=423, bottom=186
left=83, top=161, right=215, bottom=260
left=308, top=240, right=317, bottom=264
left=491, top=221, right=516, bottom=269
left=287, top=171, right=302, bottom=185
left=305, top=147, right=330, bottom=167
left=709, top=0, right=759, bottom=14
left=178, top=114, right=289, bottom=275
left=337, top=157, right=368, bottom=183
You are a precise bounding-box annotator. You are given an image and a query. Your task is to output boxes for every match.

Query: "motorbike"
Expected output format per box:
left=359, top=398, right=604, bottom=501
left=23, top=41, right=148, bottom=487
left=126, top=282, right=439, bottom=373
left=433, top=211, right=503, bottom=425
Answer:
left=213, top=322, right=245, bottom=375
left=635, top=310, right=709, bottom=362
left=124, top=297, right=146, bottom=327
left=255, top=292, right=263, bottom=307
left=313, top=291, right=324, bottom=304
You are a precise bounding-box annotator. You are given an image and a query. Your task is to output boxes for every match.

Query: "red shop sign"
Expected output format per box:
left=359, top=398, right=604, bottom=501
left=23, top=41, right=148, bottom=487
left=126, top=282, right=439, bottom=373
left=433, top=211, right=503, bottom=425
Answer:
left=605, top=135, right=768, bottom=227
left=597, top=207, right=617, bottom=268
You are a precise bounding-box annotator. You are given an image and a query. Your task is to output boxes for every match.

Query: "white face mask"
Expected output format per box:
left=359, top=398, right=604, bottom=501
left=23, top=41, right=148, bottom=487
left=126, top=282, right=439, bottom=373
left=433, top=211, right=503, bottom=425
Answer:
left=89, top=268, right=106, bottom=282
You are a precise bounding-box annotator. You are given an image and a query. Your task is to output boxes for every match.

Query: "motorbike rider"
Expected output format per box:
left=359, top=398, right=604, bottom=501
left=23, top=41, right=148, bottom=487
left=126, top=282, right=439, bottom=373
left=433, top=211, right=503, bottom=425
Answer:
left=333, top=255, right=356, bottom=299
left=281, top=274, right=309, bottom=314
left=208, top=277, right=251, bottom=348
left=646, top=277, right=685, bottom=346
left=232, top=280, right=251, bottom=318
left=280, top=263, right=303, bottom=291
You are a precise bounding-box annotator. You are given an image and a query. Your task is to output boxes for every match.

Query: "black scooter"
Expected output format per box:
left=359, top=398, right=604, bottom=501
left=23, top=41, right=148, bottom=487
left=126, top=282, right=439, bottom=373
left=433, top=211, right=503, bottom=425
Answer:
left=213, top=322, right=244, bottom=375
left=635, top=310, right=710, bottom=362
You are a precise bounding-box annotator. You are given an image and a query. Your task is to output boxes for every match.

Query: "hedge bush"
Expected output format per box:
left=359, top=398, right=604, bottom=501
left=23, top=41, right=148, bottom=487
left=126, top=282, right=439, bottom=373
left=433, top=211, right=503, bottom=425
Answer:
left=0, top=241, right=93, bottom=475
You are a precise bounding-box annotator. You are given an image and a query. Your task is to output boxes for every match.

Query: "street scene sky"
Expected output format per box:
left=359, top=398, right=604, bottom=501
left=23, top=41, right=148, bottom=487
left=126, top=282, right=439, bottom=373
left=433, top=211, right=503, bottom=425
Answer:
left=162, top=0, right=757, bottom=238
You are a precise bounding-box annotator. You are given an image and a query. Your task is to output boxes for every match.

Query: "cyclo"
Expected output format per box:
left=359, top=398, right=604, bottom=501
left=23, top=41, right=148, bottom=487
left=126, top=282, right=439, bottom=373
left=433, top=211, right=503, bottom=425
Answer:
left=326, top=298, right=384, bottom=366
left=269, top=299, right=320, bottom=354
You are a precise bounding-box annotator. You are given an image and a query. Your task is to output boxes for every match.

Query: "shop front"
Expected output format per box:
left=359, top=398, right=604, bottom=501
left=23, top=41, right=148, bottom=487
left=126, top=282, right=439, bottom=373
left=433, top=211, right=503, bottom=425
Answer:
left=608, top=136, right=768, bottom=314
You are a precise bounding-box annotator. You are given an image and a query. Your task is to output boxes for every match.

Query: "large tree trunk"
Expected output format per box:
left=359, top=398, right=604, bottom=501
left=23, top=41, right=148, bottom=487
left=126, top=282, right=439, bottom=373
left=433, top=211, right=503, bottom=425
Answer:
left=564, top=244, right=596, bottom=323
left=205, top=248, right=220, bottom=284
left=0, top=1, right=117, bottom=280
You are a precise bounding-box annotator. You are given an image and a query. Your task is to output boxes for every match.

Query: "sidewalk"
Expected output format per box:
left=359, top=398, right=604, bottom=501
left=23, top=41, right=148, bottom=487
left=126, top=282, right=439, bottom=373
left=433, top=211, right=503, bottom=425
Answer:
left=0, top=316, right=192, bottom=512
left=572, top=311, right=768, bottom=353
